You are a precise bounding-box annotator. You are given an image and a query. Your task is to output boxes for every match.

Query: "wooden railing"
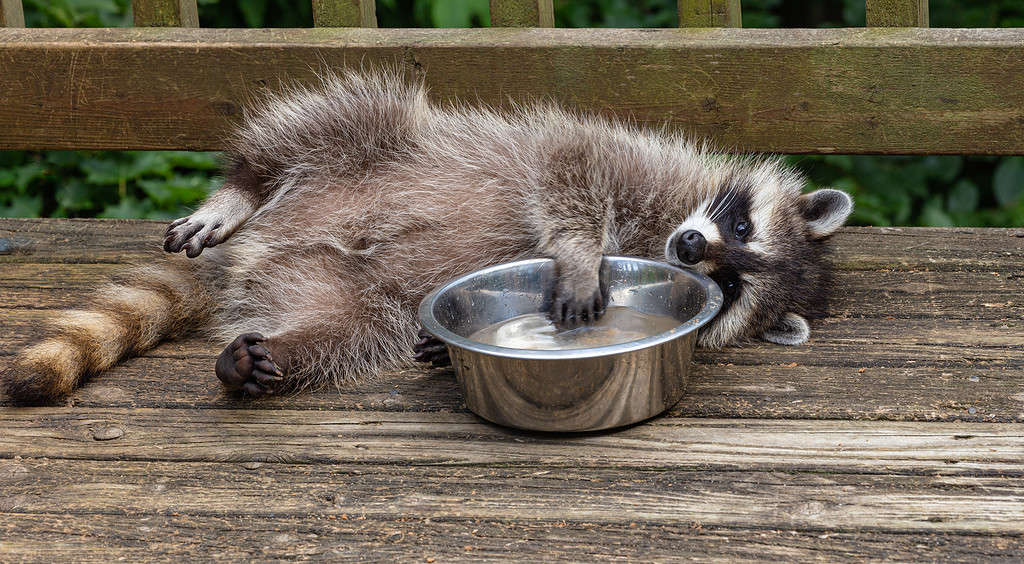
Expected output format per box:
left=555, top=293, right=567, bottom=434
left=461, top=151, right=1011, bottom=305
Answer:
left=0, top=1, right=1021, bottom=155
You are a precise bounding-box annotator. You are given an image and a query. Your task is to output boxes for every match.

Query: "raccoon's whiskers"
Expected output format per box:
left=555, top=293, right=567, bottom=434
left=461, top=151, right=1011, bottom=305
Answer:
left=709, top=187, right=736, bottom=223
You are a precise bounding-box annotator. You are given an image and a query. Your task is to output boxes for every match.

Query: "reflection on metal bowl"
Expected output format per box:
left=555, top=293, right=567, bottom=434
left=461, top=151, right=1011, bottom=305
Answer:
left=418, top=256, right=722, bottom=432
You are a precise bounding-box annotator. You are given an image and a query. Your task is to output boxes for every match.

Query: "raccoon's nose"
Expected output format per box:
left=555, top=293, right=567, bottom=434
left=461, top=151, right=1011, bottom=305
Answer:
left=675, top=230, right=706, bottom=264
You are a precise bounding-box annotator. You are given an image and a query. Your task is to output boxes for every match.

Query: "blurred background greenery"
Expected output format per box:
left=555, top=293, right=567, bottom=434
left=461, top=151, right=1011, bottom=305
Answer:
left=2, top=0, right=1023, bottom=226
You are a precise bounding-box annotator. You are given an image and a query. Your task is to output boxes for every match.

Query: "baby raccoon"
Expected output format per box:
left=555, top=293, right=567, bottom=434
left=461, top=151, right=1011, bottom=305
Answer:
left=2, top=70, right=852, bottom=402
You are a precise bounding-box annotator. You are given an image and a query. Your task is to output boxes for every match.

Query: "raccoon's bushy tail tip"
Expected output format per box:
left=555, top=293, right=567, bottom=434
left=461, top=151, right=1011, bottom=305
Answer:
left=1, top=260, right=213, bottom=404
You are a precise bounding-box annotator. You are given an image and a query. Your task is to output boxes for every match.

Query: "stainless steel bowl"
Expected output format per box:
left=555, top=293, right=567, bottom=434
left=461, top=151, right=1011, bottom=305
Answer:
left=418, top=256, right=722, bottom=432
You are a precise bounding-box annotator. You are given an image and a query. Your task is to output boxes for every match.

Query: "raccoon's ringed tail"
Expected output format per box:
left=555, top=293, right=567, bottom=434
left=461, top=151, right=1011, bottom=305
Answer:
left=1, top=259, right=213, bottom=403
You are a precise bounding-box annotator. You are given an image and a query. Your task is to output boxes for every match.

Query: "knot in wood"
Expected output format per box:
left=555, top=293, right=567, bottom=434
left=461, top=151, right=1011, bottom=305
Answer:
left=91, top=425, right=124, bottom=441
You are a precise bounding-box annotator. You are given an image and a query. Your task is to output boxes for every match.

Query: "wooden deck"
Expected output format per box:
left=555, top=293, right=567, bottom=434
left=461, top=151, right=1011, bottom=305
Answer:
left=1, top=218, right=1022, bottom=560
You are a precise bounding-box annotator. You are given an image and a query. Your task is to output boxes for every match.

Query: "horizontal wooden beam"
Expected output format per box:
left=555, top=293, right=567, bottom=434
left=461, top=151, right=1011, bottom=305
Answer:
left=0, top=28, right=1022, bottom=154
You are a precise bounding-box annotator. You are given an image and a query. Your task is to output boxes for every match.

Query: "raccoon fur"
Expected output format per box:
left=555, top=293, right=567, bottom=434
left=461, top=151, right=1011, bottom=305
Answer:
left=2, top=70, right=852, bottom=402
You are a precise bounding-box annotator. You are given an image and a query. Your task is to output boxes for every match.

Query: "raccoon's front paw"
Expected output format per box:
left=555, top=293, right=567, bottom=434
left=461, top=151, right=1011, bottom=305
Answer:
left=216, top=333, right=285, bottom=396
left=413, top=328, right=451, bottom=367
left=549, top=278, right=607, bottom=329
left=164, top=212, right=235, bottom=258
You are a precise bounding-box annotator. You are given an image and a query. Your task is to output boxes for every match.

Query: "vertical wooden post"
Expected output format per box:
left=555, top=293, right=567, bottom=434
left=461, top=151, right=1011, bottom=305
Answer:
left=489, top=0, right=554, bottom=27
left=0, top=0, right=25, bottom=27
left=678, top=0, right=741, bottom=27
left=131, top=0, right=199, bottom=27
left=865, top=0, right=929, bottom=27
left=312, top=0, right=377, bottom=28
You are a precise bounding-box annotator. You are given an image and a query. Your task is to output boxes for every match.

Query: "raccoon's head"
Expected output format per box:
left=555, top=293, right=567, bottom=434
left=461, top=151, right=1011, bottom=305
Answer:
left=664, top=160, right=853, bottom=348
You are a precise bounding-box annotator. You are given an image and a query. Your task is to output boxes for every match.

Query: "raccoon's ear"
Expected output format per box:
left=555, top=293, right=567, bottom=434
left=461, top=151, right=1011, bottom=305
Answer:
left=761, top=312, right=810, bottom=346
left=799, top=189, right=853, bottom=239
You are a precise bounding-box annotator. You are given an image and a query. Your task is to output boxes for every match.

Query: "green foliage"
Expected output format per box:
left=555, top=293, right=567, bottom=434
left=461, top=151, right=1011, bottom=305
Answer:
left=3, top=0, right=1023, bottom=227
left=22, top=0, right=131, bottom=27
left=792, top=155, right=1024, bottom=227
left=0, top=151, right=219, bottom=219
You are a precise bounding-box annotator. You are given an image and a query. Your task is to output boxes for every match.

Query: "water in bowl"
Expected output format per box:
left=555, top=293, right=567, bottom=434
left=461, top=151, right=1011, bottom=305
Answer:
left=469, top=306, right=680, bottom=351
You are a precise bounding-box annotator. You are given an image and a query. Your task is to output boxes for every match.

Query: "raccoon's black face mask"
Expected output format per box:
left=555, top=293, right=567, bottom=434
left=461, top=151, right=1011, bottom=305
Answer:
left=666, top=185, right=853, bottom=348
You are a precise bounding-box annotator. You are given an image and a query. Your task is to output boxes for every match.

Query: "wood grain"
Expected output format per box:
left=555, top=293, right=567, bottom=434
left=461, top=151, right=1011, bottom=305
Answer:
left=678, top=0, right=742, bottom=27
left=2, top=459, right=1024, bottom=535
left=2, top=219, right=1021, bottom=420
left=1, top=410, right=1022, bottom=475
left=2, top=221, right=1023, bottom=554
left=4, top=220, right=1022, bottom=270
left=2, top=511, right=1021, bottom=562
left=311, top=0, right=377, bottom=28
left=2, top=28, right=1024, bottom=153
left=0, top=0, right=24, bottom=27
left=131, top=0, right=199, bottom=27
left=489, top=0, right=554, bottom=27
left=866, top=0, right=929, bottom=27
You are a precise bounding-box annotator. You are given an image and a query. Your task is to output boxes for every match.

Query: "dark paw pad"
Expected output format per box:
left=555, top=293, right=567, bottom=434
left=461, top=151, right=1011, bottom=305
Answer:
left=216, top=332, right=285, bottom=396
left=413, top=329, right=451, bottom=367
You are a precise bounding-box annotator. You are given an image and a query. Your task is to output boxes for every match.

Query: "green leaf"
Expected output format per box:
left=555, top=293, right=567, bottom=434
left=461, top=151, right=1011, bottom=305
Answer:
left=99, top=197, right=153, bottom=219
left=44, top=150, right=84, bottom=168
left=431, top=0, right=489, bottom=27
left=163, top=151, right=221, bottom=170
left=993, top=157, right=1024, bottom=207
left=138, top=174, right=213, bottom=206
left=920, top=156, right=962, bottom=182
left=55, top=179, right=96, bottom=212
left=947, top=179, right=979, bottom=214
left=238, top=0, right=269, bottom=27
left=80, top=158, right=124, bottom=185
left=123, top=152, right=174, bottom=180
left=14, top=162, right=47, bottom=192
left=0, top=195, right=44, bottom=217
left=920, top=196, right=955, bottom=227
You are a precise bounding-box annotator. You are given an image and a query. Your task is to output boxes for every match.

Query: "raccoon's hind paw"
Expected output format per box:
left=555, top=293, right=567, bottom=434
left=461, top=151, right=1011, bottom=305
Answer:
left=216, top=333, right=285, bottom=396
left=413, top=329, right=451, bottom=367
left=549, top=280, right=607, bottom=330
left=164, top=212, right=234, bottom=258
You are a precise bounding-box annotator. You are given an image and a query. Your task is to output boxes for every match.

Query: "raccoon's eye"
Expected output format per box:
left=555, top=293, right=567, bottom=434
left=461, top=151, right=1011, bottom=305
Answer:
left=710, top=269, right=743, bottom=308
left=733, top=220, right=750, bottom=240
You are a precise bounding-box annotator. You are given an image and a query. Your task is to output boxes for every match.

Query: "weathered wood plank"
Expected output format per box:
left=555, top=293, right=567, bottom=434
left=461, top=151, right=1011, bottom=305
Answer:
left=678, top=0, right=742, bottom=27
left=3, top=343, right=1020, bottom=422
left=1, top=219, right=1021, bottom=420
left=1, top=28, right=1024, bottom=153
left=4, top=265, right=1020, bottom=323
left=489, top=0, right=554, bottom=27
left=866, top=0, right=929, bottom=27
left=3, top=509, right=1022, bottom=561
left=3, top=220, right=1022, bottom=272
left=311, top=0, right=377, bottom=28
left=2, top=459, right=1024, bottom=536
left=131, top=0, right=199, bottom=27
left=1, top=410, right=1022, bottom=476
left=0, top=0, right=24, bottom=27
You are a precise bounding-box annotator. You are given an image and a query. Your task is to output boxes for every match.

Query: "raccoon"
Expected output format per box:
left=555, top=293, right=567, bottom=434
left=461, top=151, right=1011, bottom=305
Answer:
left=2, top=70, right=852, bottom=402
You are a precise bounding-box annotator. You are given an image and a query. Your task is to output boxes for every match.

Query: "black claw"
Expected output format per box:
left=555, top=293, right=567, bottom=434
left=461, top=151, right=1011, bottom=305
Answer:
left=254, top=359, right=283, bottom=376
left=248, top=344, right=271, bottom=359
left=252, top=369, right=282, bottom=385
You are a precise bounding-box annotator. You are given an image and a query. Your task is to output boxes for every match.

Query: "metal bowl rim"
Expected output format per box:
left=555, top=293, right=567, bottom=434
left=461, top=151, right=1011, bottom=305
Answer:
left=417, top=256, right=723, bottom=361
